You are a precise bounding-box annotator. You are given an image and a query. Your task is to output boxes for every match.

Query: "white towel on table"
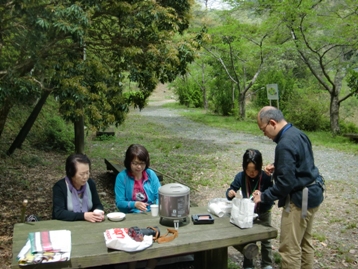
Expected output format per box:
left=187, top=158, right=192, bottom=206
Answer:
left=17, top=230, right=71, bottom=266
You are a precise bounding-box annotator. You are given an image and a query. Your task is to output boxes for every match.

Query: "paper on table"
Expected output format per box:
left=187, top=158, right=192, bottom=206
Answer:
left=17, top=230, right=71, bottom=266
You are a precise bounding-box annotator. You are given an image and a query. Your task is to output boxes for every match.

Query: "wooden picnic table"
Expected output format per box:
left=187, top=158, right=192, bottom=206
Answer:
left=11, top=206, right=277, bottom=269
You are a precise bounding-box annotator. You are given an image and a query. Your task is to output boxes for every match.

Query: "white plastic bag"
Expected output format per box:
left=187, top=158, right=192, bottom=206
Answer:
left=104, top=228, right=152, bottom=252
left=207, top=198, right=232, bottom=218
left=230, top=198, right=255, bottom=228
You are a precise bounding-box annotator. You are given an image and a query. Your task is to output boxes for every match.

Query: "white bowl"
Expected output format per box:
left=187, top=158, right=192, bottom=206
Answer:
left=107, top=212, right=126, bottom=222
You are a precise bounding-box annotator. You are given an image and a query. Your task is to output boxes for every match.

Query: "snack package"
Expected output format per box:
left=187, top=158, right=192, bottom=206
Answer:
left=103, top=228, right=152, bottom=252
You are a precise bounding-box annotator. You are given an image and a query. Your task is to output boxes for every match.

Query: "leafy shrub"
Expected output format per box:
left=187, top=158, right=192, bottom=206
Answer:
left=208, top=70, right=235, bottom=116
left=283, top=91, right=328, bottom=132
left=252, top=69, right=297, bottom=112
left=245, top=107, right=259, bottom=121
left=37, top=117, right=75, bottom=152
left=339, top=121, right=358, bottom=134
left=94, top=134, right=115, bottom=141
left=171, top=77, right=202, bottom=108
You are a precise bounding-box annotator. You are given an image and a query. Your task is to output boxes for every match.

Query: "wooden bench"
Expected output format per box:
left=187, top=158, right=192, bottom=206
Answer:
left=343, top=133, right=358, bottom=142
left=104, top=158, right=164, bottom=181
left=96, top=131, right=115, bottom=137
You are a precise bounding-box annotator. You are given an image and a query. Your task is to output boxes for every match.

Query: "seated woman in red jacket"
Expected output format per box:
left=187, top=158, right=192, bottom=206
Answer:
left=52, top=154, right=104, bottom=222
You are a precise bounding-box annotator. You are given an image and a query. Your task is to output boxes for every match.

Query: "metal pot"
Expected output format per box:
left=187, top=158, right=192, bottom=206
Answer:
left=158, top=183, right=190, bottom=223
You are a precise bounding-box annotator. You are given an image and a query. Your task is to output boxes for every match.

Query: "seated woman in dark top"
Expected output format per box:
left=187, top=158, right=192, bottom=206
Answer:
left=52, top=154, right=104, bottom=222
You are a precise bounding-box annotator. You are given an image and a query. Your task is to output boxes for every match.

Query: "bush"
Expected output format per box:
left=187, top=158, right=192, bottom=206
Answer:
left=340, top=121, right=358, bottom=134
left=283, top=91, right=328, bottom=131
left=34, top=116, right=74, bottom=152
left=171, top=77, right=203, bottom=108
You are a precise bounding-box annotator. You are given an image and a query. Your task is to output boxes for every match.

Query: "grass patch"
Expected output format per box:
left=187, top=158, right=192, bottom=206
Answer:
left=345, top=222, right=357, bottom=229
left=273, top=251, right=282, bottom=265
left=312, top=233, right=326, bottom=242
left=86, top=115, right=225, bottom=190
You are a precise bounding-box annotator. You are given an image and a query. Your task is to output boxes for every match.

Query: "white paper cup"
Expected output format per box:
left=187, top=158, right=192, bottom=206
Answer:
left=93, top=209, right=104, bottom=216
left=150, top=204, right=159, bottom=217
left=208, top=203, right=225, bottom=218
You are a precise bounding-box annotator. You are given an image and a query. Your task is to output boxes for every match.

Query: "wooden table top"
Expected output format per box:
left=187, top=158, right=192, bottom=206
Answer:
left=11, top=206, right=277, bottom=269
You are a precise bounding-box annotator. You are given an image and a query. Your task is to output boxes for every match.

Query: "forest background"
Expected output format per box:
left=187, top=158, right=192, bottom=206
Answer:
left=1, top=0, right=358, bottom=268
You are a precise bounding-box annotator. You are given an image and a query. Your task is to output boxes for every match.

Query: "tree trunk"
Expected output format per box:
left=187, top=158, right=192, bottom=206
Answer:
left=74, top=104, right=85, bottom=154
left=7, top=90, right=51, bottom=156
left=238, top=90, right=246, bottom=120
left=0, top=100, right=13, bottom=138
left=330, top=94, right=340, bottom=134
left=202, top=86, right=207, bottom=110
left=201, top=63, right=208, bottom=110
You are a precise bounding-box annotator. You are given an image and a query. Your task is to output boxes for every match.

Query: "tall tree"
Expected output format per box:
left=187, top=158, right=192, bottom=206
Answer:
left=245, top=0, right=358, bottom=134
left=1, top=0, right=196, bottom=155
left=200, top=18, right=272, bottom=119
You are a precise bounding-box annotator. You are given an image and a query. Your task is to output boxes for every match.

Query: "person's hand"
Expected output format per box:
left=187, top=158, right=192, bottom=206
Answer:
left=228, top=190, right=236, bottom=198
left=84, top=212, right=104, bottom=223
left=135, top=201, right=148, bottom=212
left=264, top=163, right=275, bottom=176
left=253, top=190, right=261, bottom=204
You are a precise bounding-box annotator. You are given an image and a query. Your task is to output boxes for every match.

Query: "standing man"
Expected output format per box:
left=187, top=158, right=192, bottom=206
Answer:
left=253, top=106, right=325, bottom=269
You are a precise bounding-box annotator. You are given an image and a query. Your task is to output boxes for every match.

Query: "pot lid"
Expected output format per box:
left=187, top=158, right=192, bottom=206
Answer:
left=159, top=183, right=190, bottom=196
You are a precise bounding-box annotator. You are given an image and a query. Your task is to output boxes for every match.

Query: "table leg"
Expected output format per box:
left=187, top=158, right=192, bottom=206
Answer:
left=194, top=247, right=228, bottom=269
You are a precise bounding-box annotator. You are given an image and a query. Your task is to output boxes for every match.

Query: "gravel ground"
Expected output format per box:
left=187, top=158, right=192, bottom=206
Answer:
left=130, top=86, right=358, bottom=269
left=138, top=99, right=358, bottom=183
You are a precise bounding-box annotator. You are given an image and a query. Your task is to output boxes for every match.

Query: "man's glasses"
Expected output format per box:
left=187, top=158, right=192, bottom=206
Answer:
left=131, top=162, right=146, bottom=167
left=260, top=121, right=270, bottom=132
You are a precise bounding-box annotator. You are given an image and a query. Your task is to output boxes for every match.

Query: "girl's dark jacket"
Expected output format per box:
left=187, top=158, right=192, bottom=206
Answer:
left=226, top=171, right=274, bottom=214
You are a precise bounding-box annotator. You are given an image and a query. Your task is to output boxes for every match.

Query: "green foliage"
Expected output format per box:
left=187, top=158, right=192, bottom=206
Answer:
left=312, top=233, right=326, bottom=242
left=245, top=107, right=259, bottom=121
left=208, top=64, right=235, bottom=116
left=273, top=251, right=282, bottom=265
left=347, top=70, right=358, bottom=97
left=171, top=76, right=203, bottom=108
left=253, top=69, right=298, bottom=112
left=23, top=96, right=75, bottom=152
left=339, top=121, right=358, bottom=134
left=0, top=0, right=197, bottom=151
left=283, top=90, right=328, bottom=132
left=34, top=117, right=74, bottom=153
left=123, top=90, right=148, bottom=111
left=228, top=259, right=239, bottom=269
left=94, top=134, right=115, bottom=142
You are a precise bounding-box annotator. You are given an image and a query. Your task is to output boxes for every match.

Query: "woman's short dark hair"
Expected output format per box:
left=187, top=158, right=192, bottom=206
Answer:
left=124, top=144, right=150, bottom=171
left=242, top=149, right=263, bottom=171
left=66, top=154, right=91, bottom=178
